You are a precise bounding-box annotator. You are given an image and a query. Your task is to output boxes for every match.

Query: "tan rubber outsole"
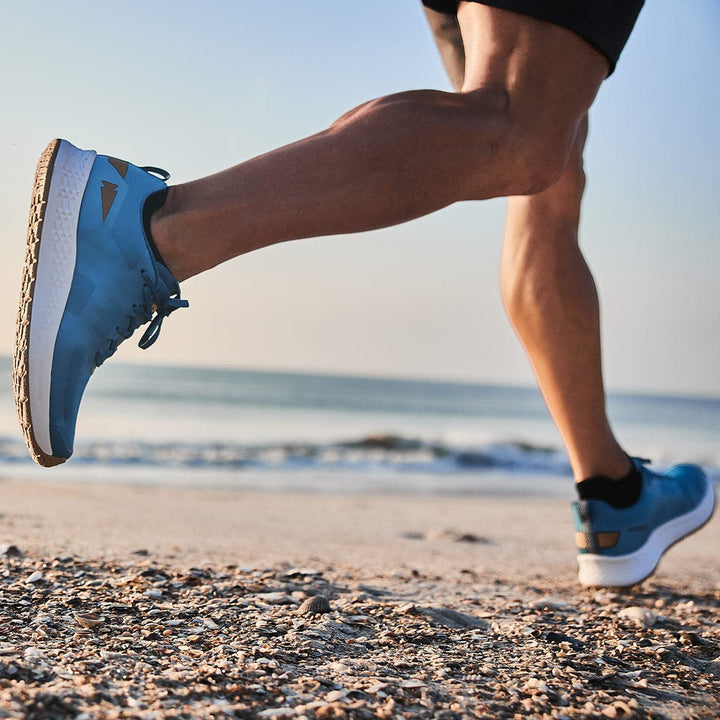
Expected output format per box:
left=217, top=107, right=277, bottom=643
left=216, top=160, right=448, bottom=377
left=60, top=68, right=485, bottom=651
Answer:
left=13, top=139, right=67, bottom=468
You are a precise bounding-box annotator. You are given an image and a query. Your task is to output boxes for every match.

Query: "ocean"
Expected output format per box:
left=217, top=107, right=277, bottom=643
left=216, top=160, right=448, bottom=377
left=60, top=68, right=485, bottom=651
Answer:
left=1, top=356, right=718, bottom=494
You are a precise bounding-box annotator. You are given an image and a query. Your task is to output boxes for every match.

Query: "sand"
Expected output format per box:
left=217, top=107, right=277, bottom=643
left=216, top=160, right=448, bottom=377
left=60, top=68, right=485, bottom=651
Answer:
left=0, top=476, right=718, bottom=719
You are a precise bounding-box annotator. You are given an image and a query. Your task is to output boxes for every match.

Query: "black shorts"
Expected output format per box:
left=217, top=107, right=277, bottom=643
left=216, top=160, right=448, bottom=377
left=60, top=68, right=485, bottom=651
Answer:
left=421, top=0, right=644, bottom=74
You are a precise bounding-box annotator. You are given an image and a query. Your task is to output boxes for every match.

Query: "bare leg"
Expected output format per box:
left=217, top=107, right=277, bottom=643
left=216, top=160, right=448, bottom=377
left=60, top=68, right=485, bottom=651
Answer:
left=152, top=4, right=608, bottom=282
left=423, top=7, right=465, bottom=91
left=501, top=117, right=630, bottom=481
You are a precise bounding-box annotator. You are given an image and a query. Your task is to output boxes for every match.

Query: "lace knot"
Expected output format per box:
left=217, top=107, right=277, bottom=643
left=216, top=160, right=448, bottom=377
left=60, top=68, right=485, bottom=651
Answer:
left=138, top=294, right=189, bottom=349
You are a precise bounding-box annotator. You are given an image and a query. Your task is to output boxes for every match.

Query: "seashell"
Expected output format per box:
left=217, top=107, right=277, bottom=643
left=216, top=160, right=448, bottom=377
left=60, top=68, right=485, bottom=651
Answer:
left=26, top=571, right=44, bottom=584
left=284, top=567, right=321, bottom=578
left=74, top=612, right=104, bottom=629
left=298, top=595, right=331, bottom=615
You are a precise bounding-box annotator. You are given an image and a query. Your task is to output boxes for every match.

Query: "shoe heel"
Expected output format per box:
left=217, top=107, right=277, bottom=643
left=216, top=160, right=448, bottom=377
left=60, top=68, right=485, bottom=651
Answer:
left=578, top=483, right=716, bottom=587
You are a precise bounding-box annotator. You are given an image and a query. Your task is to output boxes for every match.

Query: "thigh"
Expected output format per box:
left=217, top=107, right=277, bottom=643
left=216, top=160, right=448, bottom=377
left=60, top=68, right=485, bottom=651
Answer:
left=424, top=0, right=643, bottom=74
left=424, top=7, right=466, bottom=91
left=457, top=2, right=607, bottom=155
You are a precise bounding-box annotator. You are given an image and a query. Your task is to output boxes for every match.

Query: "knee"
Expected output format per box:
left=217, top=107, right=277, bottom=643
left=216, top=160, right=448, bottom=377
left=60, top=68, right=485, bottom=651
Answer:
left=503, top=124, right=577, bottom=196
left=458, top=100, right=584, bottom=199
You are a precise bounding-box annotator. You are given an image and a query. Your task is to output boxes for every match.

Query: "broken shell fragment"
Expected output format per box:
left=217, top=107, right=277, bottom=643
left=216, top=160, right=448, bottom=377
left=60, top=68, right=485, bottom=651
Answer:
left=74, top=612, right=104, bottom=629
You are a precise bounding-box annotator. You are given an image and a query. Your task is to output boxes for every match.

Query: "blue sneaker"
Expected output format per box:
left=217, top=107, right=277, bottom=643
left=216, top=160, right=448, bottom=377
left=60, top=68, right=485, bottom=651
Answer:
left=573, top=459, right=715, bottom=587
left=14, top=139, right=188, bottom=466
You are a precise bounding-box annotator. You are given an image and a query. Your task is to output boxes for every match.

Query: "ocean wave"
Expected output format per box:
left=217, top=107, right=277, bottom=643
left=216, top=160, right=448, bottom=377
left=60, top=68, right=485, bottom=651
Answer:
left=2, top=432, right=718, bottom=483
left=0, top=433, right=569, bottom=474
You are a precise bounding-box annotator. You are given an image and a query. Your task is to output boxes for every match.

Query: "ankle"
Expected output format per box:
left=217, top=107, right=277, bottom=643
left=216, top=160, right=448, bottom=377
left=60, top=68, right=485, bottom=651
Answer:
left=576, top=459, right=642, bottom=509
left=149, top=185, right=188, bottom=282
left=571, top=449, right=632, bottom=484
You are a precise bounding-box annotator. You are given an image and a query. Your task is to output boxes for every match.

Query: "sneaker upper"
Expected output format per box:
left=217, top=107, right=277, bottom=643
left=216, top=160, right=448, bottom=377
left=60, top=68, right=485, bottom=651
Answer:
left=572, top=460, right=710, bottom=558
left=48, top=153, right=187, bottom=458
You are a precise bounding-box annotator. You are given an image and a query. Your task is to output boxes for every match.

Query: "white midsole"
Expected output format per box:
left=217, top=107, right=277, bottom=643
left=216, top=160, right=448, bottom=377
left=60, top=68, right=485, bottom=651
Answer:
left=28, top=140, right=96, bottom=456
left=577, top=482, right=715, bottom=587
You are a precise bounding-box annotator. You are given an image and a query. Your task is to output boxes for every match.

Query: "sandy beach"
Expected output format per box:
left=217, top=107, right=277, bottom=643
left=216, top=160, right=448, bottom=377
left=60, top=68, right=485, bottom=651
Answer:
left=0, top=476, right=718, bottom=719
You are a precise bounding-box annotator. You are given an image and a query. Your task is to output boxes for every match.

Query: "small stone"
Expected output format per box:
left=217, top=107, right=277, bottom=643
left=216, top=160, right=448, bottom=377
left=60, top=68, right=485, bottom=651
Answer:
left=398, top=679, right=426, bottom=689
left=530, top=597, right=569, bottom=611
left=398, top=602, right=416, bottom=613
left=602, top=701, right=635, bottom=719
left=0, top=544, right=23, bottom=558
left=426, top=529, right=489, bottom=544
left=26, top=571, right=44, bottom=584
left=366, top=683, right=388, bottom=694
left=524, top=677, right=550, bottom=694
left=544, top=631, right=585, bottom=649
left=400, top=531, right=425, bottom=540
left=298, top=596, right=331, bottom=615
left=618, top=607, right=657, bottom=628
left=593, top=591, right=621, bottom=605
left=419, top=606, right=489, bottom=630
left=325, top=690, right=348, bottom=702
left=257, top=592, right=295, bottom=605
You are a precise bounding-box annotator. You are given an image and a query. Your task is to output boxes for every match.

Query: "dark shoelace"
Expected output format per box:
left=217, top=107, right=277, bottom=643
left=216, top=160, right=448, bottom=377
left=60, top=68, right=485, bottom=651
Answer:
left=95, top=268, right=188, bottom=366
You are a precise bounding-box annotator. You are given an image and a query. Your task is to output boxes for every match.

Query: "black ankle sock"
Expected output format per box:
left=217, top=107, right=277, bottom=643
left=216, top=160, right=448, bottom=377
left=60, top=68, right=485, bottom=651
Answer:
left=142, top=189, right=169, bottom=267
left=576, top=460, right=643, bottom=509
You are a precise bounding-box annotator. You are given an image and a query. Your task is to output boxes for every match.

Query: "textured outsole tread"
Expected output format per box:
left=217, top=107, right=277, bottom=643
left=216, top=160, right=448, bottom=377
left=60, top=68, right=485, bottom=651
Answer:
left=13, top=139, right=66, bottom=467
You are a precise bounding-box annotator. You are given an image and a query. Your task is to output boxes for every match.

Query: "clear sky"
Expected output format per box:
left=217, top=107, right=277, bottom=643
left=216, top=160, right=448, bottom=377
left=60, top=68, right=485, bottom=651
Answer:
left=1, top=0, right=718, bottom=396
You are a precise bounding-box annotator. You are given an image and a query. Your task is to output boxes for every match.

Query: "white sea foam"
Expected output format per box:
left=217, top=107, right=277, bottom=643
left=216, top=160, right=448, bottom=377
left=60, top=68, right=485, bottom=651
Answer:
left=1, top=357, right=718, bottom=490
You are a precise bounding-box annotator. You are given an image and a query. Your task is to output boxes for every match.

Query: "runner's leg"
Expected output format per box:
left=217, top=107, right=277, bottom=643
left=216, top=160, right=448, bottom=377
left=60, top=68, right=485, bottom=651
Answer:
left=151, top=4, right=608, bottom=281
left=423, top=6, right=627, bottom=480
left=500, top=117, right=630, bottom=480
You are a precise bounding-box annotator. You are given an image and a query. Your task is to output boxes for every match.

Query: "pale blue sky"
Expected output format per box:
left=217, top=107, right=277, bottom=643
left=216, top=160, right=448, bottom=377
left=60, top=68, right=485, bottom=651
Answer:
left=1, top=0, right=718, bottom=395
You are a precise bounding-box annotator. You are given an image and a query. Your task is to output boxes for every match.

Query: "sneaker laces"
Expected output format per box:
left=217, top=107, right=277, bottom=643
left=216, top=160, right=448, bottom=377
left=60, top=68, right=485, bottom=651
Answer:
left=95, top=268, right=189, bottom=366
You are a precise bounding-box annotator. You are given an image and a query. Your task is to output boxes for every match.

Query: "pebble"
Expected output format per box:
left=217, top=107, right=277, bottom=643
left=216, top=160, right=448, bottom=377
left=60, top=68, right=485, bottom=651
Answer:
left=257, top=592, right=295, bottom=605
left=618, top=607, right=657, bottom=628
left=0, top=544, right=24, bottom=558
left=530, top=597, right=570, bottom=611
left=418, top=606, right=489, bottom=630
left=602, top=700, right=635, bottom=718
left=325, top=689, right=348, bottom=702
left=256, top=709, right=296, bottom=718
left=425, top=529, right=490, bottom=544
left=26, top=571, right=44, bottom=584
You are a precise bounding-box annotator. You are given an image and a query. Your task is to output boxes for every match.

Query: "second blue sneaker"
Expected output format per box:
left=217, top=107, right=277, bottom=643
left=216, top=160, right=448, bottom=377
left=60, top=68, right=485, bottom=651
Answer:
left=573, top=459, right=715, bottom=587
left=14, top=139, right=188, bottom=466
